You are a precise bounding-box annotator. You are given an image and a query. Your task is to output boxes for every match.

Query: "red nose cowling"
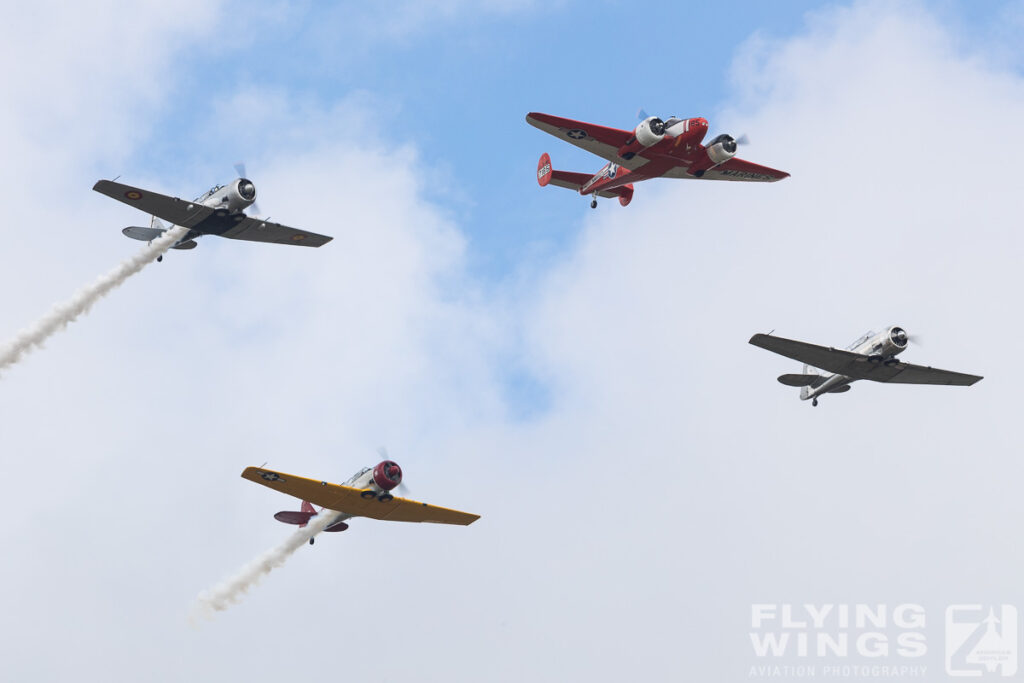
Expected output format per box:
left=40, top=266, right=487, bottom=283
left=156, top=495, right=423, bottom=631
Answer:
left=372, top=460, right=403, bottom=490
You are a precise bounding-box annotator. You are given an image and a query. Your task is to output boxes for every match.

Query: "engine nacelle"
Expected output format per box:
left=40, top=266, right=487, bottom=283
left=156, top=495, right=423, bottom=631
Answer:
left=634, top=116, right=666, bottom=147
left=704, top=134, right=738, bottom=165
left=372, top=460, right=403, bottom=491
left=205, top=178, right=257, bottom=213
left=618, top=117, right=666, bottom=159
left=883, top=326, right=909, bottom=355
left=863, top=326, right=909, bottom=359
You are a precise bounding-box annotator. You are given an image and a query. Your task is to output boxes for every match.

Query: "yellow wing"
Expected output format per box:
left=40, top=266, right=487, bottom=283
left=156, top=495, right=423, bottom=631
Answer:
left=241, top=467, right=480, bottom=526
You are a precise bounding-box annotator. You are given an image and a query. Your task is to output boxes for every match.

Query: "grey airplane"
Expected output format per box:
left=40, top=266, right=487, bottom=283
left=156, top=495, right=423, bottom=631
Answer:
left=93, top=166, right=332, bottom=261
left=750, top=326, right=982, bottom=406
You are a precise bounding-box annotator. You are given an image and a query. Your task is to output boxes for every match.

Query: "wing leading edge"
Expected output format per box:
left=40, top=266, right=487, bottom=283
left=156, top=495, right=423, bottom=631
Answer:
left=241, top=467, right=480, bottom=526
left=749, top=334, right=982, bottom=386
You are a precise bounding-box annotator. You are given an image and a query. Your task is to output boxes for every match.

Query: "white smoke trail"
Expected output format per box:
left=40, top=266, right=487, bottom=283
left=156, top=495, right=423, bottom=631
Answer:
left=191, top=510, right=344, bottom=620
left=0, top=225, right=188, bottom=376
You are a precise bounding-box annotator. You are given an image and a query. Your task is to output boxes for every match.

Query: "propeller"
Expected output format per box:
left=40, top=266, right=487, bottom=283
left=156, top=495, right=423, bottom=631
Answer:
left=233, top=161, right=262, bottom=216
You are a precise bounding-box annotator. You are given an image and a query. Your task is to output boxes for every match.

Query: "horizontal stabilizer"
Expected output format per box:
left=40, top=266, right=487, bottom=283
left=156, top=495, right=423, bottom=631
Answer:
left=547, top=170, right=594, bottom=192
left=323, top=520, right=349, bottom=532
left=124, top=226, right=197, bottom=250
left=123, top=226, right=165, bottom=242
left=274, top=510, right=317, bottom=526
left=827, top=385, right=852, bottom=394
left=777, top=374, right=823, bottom=387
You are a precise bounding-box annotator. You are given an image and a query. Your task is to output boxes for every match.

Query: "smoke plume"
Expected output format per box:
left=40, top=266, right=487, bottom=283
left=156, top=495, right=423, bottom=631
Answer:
left=0, top=226, right=188, bottom=376
left=191, top=511, right=345, bottom=620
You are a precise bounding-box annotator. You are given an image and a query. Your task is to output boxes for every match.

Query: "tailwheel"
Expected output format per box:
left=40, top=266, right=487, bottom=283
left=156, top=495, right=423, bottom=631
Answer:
left=812, top=398, right=819, bottom=407
left=309, top=537, right=315, bottom=546
left=156, top=255, right=163, bottom=263
left=590, top=199, right=597, bottom=209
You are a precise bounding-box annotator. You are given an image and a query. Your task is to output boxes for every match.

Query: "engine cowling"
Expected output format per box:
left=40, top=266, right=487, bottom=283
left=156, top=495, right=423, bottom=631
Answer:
left=372, top=460, right=403, bottom=490
left=865, top=326, right=909, bottom=359
left=211, top=178, right=257, bottom=212
left=704, top=134, right=738, bottom=165
left=634, top=116, right=666, bottom=147
left=885, top=326, right=909, bottom=353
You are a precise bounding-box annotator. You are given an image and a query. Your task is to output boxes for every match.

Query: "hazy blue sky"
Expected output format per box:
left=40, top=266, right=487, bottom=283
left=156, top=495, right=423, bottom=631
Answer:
left=1, top=1, right=1023, bottom=681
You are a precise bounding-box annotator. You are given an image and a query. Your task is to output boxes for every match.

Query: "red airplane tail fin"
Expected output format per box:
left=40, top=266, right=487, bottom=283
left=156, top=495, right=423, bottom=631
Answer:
left=537, top=153, right=554, bottom=186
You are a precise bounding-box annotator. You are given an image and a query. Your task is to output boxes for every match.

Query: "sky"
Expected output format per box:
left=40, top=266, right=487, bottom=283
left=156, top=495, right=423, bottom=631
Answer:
left=1, top=1, right=1023, bottom=681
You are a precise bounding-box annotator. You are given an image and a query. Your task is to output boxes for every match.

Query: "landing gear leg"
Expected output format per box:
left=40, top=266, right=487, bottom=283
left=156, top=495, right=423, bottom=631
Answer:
left=812, top=398, right=818, bottom=407
left=590, top=198, right=597, bottom=209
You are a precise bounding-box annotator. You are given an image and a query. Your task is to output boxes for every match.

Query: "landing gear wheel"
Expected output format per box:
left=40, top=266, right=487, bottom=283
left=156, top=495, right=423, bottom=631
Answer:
left=360, top=490, right=376, bottom=499
left=590, top=199, right=598, bottom=209
left=812, top=398, right=819, bottom=407
left=378, top=492, right=394, bottom=502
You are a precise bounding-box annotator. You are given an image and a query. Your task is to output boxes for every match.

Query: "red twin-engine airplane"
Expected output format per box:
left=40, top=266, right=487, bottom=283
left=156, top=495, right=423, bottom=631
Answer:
left=526, top=112, right=789, bottom=207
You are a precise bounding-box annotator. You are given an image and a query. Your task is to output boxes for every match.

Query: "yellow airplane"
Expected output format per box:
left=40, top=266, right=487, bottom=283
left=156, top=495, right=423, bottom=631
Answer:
left=242, top=459, right=479, bottom=544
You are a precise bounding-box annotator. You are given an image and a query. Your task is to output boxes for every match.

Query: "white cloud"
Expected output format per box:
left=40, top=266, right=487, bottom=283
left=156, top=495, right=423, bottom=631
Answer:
left=1, top=1, right=1023, bottom=681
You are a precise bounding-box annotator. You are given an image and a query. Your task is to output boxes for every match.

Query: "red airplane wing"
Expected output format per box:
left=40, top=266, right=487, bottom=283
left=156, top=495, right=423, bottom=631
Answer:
left=701, top=157, right=790, bottom=182
left=526, top=113, right=646, bottom=169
